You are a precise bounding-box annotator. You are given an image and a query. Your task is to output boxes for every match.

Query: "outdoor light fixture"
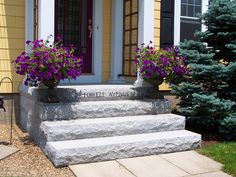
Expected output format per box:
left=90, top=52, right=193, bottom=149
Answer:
left=0, top=96, right=6, bottom=112
left=0, top=77, right=13, bottom=144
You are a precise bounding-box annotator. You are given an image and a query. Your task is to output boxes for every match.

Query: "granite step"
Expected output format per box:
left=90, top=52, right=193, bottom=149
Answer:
left=40, top=114, right=185, bottom=142
left=44, top=130, right=201, bottom=167
left=37, top=99, right=171, bottom=121
left=36, top=84, right=158, bottom=102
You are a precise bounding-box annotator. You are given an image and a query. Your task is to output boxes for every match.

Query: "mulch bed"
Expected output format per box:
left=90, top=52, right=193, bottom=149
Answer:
left=0, top=124, right=75, bottom=177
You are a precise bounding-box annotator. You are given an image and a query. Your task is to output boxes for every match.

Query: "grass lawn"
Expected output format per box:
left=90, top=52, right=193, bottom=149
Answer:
left=198, top=142, right=236, bottom=177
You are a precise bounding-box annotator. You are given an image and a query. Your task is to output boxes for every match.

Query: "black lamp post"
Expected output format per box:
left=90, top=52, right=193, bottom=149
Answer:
left=0, top=96, right=6, bottom=112
left=0, top=77, right=13, bottom=145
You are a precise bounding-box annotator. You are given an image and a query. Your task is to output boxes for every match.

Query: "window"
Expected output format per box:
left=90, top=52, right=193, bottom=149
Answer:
left=181, top=0, right=202, bottom=18
left=122, top=0, right=139, bottom=76
left=180, top=0, right=202, bottom=41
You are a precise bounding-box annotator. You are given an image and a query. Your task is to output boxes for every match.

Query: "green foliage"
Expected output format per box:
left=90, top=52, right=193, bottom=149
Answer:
left=198, top=142, right=236, bottom=176
left=171, top=0, right=236, bottom=139
left=219, top=114, right=236, bottom=140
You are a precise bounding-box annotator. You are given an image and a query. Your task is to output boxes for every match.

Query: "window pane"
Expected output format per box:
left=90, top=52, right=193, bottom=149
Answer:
left=131, top=46, right=137, bottom=59
left=125, top=0, right=131, bottom=15
left=132, top=14, right=138, bottom=28
left=124, top=31, right=130, bottom=44
left=132, top=0, right=138, bottom=13
left=195, top=0, right=201, bottom=5
left=125, top=16, right=130, bottom=30
left=131, top=30, right=138, bottom=44
left=188, top=0, right=195, bottom=5
left=181, top=4, right=187, bottom=16
left=124, top=61, right=130, bottom=75
left=124, top=46, right=130, bottom=59
left=187, top=5, right=194, bottom=17
left=195, top=5, right=201, bottom=15
left=180, top=18, right=201, bottom=41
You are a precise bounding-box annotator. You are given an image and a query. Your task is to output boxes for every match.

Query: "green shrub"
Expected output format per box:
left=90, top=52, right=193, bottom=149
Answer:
left=219, top=114, right=236, bottom=140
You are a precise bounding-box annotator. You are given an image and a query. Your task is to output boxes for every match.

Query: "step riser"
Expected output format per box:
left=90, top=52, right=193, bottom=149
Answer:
left=40, top=115, right=185, bottom=142
left=45, top=133, right=201, bottom=167
left=38, top=100, right=171, bottom=121
left=36, top=85, right=161, bottom=102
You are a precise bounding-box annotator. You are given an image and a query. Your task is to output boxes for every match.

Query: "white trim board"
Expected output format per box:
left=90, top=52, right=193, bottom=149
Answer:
left=109, top=0, right=125, bottom=84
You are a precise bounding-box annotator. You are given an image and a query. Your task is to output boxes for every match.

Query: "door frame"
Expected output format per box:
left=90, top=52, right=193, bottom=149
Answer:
left=31, top=0, right=103, bottom=84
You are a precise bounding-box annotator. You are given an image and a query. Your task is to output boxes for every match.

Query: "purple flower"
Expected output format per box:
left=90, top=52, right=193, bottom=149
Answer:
left=132, top=44, right=188, bottom=83
left=14, top=38, right=83, bottom=86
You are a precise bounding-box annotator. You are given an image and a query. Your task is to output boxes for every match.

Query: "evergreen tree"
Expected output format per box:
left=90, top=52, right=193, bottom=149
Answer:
left=172, top=0, right=236, bottom=139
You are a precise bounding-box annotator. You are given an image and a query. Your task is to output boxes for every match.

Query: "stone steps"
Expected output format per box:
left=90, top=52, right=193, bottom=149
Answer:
left=20, top=84, right=201, bottom=168
left=40, top=114, right=185, bottom=142
left=44, top=130, right=201, bottom=167
left=37, top=99, right=171, bottom=121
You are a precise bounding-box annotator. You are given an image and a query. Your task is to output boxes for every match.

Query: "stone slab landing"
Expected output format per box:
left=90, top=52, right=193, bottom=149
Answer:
left=20, top=84, right=201, bottom=167
left=70, top=151, right=232, bottom=177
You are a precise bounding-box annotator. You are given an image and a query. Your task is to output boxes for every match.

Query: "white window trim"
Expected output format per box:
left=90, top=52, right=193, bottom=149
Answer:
left=25, top=0, right=34, bottom=50
left=174, top=0, right=209, bottom=45
left=37, top=0, right=103, bottom=84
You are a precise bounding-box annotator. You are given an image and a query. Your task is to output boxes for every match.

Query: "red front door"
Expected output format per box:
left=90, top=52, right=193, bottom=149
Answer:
left=55, top=0, right=93, bottom=73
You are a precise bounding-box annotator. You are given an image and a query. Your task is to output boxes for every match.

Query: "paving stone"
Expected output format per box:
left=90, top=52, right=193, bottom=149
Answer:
left=160, top=151, right=223, bottom=175
left=0, top=145, right=18, bottom=160
left=69, top=161, right=135, bottom=177
left=188, top=171, right=232, bottom=177
left=117, top=155, right=189, bottom=177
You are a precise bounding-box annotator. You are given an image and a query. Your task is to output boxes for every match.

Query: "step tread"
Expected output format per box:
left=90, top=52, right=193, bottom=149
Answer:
left=41, top=114, right=184, bottom=127
left=47, top=130, right=200, bottom=150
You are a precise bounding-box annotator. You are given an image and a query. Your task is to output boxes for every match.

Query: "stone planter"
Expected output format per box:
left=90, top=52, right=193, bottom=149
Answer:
left=148, top=78, right=164, bottom=90
left=41, top=79, right=60, bottom=103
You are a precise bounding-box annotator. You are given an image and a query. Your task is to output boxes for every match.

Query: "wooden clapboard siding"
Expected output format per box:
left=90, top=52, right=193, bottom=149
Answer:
left=102, top=0, right=112, bottom=82
left=154, top=0, right=161, bottom=49
left=0, top=0, right=25, bottom=93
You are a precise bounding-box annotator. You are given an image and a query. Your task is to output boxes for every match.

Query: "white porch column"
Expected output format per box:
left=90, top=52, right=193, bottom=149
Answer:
left=25, top=0, right=34, bottom=45
left=38, top=0, right=55, bottom=43
left=109, top=0, right=125, bottom=84
left=134, top=0, right=154, bottom=87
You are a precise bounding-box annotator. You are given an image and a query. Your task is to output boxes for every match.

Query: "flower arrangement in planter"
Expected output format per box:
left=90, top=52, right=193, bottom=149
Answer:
left=15, top=36, right=83, bottom=102
left=15, top=37, right=83, bottom=88
left=133, top=42, right=189, bottom=88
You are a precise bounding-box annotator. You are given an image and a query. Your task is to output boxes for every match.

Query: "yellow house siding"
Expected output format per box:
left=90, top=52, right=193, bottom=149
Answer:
left=102, top=0, right=112, bottom=82
left=154, top=0, right=170, bottom=90
left=0, top=0, right=25, bottom=93
left=154, top=0, right=161, bottom=49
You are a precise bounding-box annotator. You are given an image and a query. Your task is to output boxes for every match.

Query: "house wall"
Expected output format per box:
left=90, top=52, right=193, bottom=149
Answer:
left=154, top=0, right=161, bottom=49
left=154, top=0, right=170, bottom=90
left=102, top=0, right=112, bottom=82
left=0, top=0, right=25, bottom=93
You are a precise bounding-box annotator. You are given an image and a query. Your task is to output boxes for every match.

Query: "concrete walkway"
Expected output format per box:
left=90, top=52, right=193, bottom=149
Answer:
left=69, top=151, right=232, bottom=177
